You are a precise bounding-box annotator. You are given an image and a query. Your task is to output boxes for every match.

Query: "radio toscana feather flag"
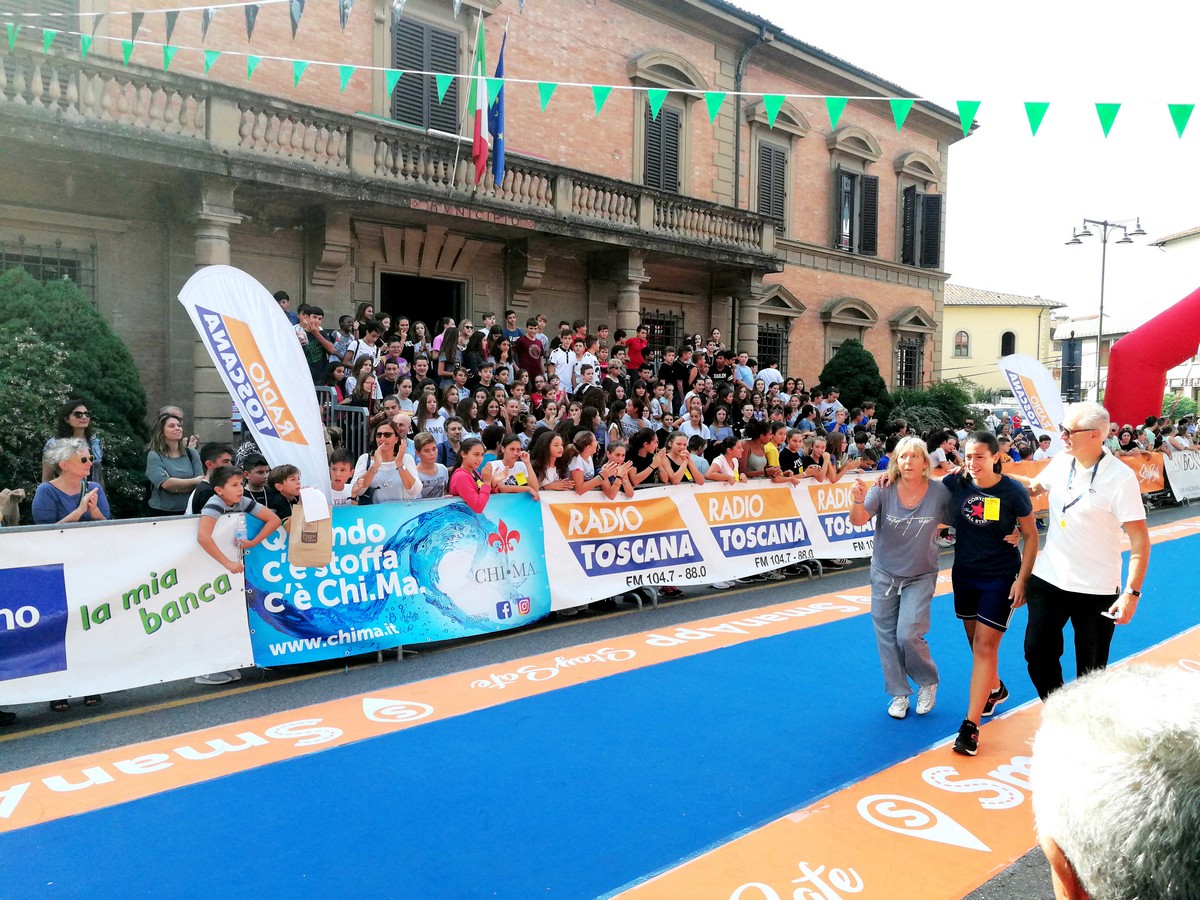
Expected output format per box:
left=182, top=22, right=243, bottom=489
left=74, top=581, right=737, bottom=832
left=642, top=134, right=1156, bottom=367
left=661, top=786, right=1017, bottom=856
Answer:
left=997, top=353, right=1066, bottom=454
left=178, top=265, right=332, bottom=498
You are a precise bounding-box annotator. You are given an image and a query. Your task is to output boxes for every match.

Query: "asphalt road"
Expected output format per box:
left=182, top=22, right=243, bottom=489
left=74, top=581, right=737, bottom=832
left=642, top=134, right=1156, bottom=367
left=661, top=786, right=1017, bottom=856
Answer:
left=4, top=501, right=1193, bottom=898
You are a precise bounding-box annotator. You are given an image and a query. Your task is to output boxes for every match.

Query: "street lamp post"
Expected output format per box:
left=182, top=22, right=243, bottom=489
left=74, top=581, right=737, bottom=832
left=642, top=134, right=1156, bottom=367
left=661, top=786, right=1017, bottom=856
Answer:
left=1066, top=217, right=1146, bottom=401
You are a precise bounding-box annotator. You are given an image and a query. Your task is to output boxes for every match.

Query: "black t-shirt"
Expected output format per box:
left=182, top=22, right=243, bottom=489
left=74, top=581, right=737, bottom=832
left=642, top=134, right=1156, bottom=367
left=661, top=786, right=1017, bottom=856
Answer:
left=631, top=451, right=659, bottom=484
left=941, top=472, right=1032, bottom=576
left=779, top=447, right=801, bottom=475
left=189, top=481, right=216, bottom=514
left=710, top=365, right=733, bottom=388
left=266, top=487, right=298, bottom=522
left=798, top=453, right=823, bottom=474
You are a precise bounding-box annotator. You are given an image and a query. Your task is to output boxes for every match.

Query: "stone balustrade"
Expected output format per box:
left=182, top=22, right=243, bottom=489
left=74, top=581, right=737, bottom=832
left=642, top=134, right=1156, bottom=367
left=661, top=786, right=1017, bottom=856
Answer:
left=1, top=46, right=771, bottom=256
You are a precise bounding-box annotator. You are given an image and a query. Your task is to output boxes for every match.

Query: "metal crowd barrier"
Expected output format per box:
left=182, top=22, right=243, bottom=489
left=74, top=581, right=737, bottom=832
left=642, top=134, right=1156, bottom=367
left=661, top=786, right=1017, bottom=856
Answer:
left=329, top=404, right=370, bottom=458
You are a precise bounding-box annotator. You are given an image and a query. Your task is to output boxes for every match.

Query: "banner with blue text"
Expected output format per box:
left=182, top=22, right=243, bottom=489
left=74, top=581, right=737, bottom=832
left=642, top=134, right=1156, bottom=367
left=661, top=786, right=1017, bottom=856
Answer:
left=244, top=494, right=551, bottom=664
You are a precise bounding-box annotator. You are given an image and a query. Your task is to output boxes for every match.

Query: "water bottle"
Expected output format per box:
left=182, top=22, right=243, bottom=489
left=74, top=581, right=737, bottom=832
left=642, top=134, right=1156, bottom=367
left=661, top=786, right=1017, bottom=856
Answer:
left=235, top=513, right=248, bottom=549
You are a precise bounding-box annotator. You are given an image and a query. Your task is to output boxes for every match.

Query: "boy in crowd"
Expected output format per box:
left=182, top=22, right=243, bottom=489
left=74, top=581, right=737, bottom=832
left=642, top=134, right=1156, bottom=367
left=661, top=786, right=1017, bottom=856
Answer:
left=266, top=464, right=302, bottom=523
left=188, top=442, right=234, bottom=514
left=242, top=454, right=271, bottom=506
left=329, top=450, right=358, bottom=506
left=194, top=464, right=282, bottom=687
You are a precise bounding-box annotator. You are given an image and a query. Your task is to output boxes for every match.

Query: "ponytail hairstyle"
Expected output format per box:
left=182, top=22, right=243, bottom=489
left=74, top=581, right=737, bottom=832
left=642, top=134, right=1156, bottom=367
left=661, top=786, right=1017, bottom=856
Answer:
left=967, top=430, right=1003, bottom=478
left=716, top=436, right=739, bottom=456
left=562, top=430, right=597, bottom=469
left=453, top=437, right=484, bottom=474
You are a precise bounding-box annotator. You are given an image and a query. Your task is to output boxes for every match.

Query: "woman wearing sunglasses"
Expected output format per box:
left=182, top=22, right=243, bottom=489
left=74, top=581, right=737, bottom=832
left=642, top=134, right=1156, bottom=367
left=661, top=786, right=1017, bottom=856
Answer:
left=33, top=438, right=110, bottom=525
left=42, top=398, right=104, bottom=486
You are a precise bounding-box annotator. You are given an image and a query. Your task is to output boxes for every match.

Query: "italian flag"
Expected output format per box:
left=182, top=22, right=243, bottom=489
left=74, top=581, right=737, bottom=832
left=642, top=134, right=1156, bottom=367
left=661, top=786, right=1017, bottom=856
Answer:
left=468, top=14, right=488, bottom=185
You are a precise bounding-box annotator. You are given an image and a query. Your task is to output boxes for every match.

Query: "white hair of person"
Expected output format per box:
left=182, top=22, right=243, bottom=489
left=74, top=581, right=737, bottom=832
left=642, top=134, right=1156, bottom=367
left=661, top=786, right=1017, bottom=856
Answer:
left=1031, top=665, right=1200, bottom=900
left=42, top=437, right=90, bottom=476
left=1064, top=400, right=1110, bottom=433
left=884, top=435, right=933, bottom=483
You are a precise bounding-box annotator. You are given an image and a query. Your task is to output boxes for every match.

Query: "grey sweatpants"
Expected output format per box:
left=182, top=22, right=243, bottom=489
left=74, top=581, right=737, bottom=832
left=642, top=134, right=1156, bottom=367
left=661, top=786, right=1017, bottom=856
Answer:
left=869, top=565, right=939, bottom=697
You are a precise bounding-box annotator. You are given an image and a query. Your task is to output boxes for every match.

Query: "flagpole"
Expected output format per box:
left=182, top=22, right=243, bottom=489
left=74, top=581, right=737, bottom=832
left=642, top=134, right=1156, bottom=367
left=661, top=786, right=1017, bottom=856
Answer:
left=450, top=6, right=483, bottom=189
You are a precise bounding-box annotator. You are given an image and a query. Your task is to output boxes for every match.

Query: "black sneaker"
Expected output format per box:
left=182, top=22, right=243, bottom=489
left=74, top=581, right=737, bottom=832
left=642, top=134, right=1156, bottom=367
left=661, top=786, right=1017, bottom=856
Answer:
left=982, top=680, right=1009, bottom=717
left=953, top=719, right=979, bottom=756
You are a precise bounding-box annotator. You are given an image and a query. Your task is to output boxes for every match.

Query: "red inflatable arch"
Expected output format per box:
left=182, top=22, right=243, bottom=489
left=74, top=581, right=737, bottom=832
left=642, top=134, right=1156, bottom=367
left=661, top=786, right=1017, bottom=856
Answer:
left=1104, top=285, right=1200, bottom=427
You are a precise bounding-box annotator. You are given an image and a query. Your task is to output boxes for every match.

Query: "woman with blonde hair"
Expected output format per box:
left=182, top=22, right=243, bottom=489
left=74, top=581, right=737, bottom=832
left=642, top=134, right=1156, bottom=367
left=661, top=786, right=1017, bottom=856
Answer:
left=849, top=435, right=952, bottom=720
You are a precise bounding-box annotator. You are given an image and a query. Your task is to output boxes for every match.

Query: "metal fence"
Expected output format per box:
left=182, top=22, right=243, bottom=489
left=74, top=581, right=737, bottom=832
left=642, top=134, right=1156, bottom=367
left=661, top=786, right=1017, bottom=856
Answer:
left=757, top=320, right=790, bottom=376
left=327, top=403, right=370, bottom=460
left=641, top=307, right=686, bottom=369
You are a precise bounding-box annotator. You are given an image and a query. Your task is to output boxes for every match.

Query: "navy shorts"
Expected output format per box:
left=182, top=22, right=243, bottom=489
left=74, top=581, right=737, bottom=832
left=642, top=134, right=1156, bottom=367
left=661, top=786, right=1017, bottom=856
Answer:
left=952, top=572, right=1018, bottom=632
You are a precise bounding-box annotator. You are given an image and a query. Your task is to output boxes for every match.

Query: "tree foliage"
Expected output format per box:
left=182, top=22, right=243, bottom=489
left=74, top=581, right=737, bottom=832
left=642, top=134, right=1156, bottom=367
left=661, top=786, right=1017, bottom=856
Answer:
left=0, top=269, right=148, bottom=520
left=1163, top=393, right=1198, bottom=419
left=888, top=381, right=974, bottom=437
left=816, top=339, right=889, bottom=416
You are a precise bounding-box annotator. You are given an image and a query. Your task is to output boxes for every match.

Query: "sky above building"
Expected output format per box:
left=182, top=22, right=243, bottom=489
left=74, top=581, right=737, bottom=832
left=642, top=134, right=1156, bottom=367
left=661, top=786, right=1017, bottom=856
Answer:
left=734, top=0, right=1199, bottom=326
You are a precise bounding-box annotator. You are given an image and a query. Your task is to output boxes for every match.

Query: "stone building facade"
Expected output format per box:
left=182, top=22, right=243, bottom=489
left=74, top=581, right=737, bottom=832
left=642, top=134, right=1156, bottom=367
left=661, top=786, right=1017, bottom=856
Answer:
left=0, top=0, right=968, bottom=438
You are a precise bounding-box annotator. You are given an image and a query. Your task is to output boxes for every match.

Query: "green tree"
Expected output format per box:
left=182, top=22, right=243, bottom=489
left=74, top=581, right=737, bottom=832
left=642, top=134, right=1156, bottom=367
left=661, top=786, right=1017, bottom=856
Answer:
left=1163, top=393, right=1198, bottom=419
left=816, top=339, right=889, bottom=417
left=0, top=269, right=148, bottom=520
left=888, top=381, right=974, bottom=436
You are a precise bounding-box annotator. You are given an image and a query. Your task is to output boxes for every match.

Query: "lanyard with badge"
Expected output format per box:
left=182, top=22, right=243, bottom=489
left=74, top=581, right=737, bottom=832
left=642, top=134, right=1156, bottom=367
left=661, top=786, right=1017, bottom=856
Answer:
left=1059, top=456, right=1101, bottom=529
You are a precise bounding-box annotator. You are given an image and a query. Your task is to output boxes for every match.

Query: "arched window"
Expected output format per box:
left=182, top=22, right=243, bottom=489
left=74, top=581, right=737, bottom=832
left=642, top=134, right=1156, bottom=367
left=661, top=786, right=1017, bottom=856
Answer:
left=628, top=52, right=708, bottom=196
left=953, top=330, right=970, bottom=357
left=1001, top=331, right=1016, bottom=356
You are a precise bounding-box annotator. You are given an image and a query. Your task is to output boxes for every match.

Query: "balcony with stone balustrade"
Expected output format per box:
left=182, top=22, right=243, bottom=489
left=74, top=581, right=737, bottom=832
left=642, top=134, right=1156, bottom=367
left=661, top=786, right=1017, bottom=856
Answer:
left=0, top=45, right=778, bottom=270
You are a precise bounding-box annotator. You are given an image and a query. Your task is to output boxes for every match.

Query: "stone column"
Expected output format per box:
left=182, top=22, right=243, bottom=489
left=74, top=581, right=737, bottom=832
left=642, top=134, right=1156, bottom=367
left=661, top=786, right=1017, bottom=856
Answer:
left=714, top=270, right=766, bottom=356
left=185, top=177, right=242, bottom=442
left=591, top=249, right=649, bottom=333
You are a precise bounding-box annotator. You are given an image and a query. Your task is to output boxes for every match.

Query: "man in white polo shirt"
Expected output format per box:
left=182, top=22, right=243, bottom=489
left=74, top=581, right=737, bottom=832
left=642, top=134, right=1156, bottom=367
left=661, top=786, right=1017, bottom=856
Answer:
left=1020, top=401, right=1150, bottom=699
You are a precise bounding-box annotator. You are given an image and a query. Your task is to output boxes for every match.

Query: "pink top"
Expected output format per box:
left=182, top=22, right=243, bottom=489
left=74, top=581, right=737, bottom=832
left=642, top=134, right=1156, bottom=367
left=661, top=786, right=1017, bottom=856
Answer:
left=448, top=467, right=492, bottom=513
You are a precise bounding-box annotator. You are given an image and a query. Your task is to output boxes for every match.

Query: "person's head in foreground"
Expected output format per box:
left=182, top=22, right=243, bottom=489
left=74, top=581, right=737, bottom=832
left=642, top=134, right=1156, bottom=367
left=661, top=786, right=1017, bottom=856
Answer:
left=1031, top=665, right=1200, bottom=900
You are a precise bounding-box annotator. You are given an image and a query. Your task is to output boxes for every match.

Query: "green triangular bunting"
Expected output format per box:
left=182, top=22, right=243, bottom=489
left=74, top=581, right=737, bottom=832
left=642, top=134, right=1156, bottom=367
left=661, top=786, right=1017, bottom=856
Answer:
left=204, top=50, right=221, bottom=73
left=647, top=88, right=668, bottom=121
left=435, top=73, right=453, bottom=103
left=825, top=97, right=847, bottom=130
left=6, top=24, right=19, bottom=50
left=1095, top=102, right=1121, bottom=137
left=43, top=29, right=57, bottom=53
left=592, top=85, right=613, bottom=116
left=247, top=55, right=262, bottom=80
left=293, top=60, right=308, bottom=86
left=956, top=100, right=980, bottom=137
left=1024, top=101, right=1049, bottom=136
left=1168, top=103, right=1194, bottom=138
left=703, top=92, right=726, bottom=122
left=487, top=77, right=504, bottom=107
left=762, top=94, right=785, bottom=128
left=386, top=69, right=402, bottom=97
left=537, top=82, right=557, bottom=110
left=80, top=34, right=92, bottom=59
left=890, top=98, right=914, bottom=132
left=121, top=40, right=134, bottom=66
left=163, top=45, right=178, bottom=71
left=339, top=65, right=354, bottom=92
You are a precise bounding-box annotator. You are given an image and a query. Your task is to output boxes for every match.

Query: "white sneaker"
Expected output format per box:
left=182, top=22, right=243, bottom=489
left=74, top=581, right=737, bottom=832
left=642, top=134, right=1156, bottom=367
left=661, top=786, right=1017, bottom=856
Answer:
left=888, top=695, right=909, bottom=719
left=916, top=683, right=938, bottom=715
left=195, top=672, right=234, bottom=685
left=223, top=669, right=243, bottom=682
left=711, top=580, right=737, bottom=590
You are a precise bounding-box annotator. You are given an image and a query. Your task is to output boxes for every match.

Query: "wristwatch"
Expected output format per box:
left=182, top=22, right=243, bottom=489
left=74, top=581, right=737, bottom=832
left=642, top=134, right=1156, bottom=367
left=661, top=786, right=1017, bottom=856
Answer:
left=1124, top=588, right=1141, bottom=597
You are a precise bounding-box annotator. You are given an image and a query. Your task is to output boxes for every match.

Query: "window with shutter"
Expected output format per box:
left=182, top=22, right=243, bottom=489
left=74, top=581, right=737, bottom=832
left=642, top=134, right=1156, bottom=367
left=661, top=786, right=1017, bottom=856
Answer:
left=644, top=105, right=681, bottom=193
left=920, top=193, right=943, bottom=268
left=757, top=141, right=786, bottom=223
left=901, top=185, right=918, bottom=265
left=834, top=167, right=855, bottom=251
left=391, top=18, right=459, bottom=132
left=0, top=0, right=78, bottom=51
left=859, top=174, right=879, bottom=256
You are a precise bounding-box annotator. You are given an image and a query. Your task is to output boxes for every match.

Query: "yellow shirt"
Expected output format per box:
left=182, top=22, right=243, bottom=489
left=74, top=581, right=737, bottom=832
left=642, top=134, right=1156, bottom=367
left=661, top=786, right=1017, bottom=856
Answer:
left=764, top=441, right=780, bottom=467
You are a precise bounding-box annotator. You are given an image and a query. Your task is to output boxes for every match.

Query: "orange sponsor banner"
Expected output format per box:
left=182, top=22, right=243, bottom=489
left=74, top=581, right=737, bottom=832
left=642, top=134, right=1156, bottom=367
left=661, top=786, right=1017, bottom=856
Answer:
left=622, top=623, right=1200, bottom=900
left=696, top=486, right=799, bottom=526
left=1118, top=452, right=1165, bottom=492
left=548, top=496, right=687, bottom=539
left=1001, top=460, right=1050, bottom=513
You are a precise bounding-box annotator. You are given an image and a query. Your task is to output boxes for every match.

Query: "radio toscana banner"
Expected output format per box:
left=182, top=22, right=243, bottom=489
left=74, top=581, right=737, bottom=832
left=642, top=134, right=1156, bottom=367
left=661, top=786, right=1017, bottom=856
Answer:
left=243, top=494, right=551, bottom=665
left=0, top=518, right=252, bottom=706
left=539, top=477, right=879, bottom=606
left=178, top=264, right=332, bottom=498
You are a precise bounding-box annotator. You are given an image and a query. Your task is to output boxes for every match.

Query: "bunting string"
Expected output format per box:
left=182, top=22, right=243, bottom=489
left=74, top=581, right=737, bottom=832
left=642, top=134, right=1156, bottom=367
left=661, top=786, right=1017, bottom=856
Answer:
left=0, top=10, right=1193, bottom=139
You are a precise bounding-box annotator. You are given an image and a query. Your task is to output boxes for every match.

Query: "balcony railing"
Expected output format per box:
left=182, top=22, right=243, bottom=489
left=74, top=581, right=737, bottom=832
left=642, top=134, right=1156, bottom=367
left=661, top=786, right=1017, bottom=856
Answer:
left=0, top=46, right=773, bottom=257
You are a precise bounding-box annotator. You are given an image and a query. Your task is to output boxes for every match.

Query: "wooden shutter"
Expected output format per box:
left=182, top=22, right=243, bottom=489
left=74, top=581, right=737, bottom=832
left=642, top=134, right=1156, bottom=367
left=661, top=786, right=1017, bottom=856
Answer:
left=920, top=193, right=943, bottom=268
left=901, top=185, right=918, bottom=265
left=661, top=107, right=681, bottom=193
left=644, top=104, right=665, bottom=190
left=392, top=19, right=427, bottom=127
left=391, top=19, right=459, bottom=131
left=427, top=26, right=460, bottom=133
left=757, top=142, right=786, bottom=222
left=0, top=0, right=78, bottom=50
left=859, top=174, right=879, bottom=256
